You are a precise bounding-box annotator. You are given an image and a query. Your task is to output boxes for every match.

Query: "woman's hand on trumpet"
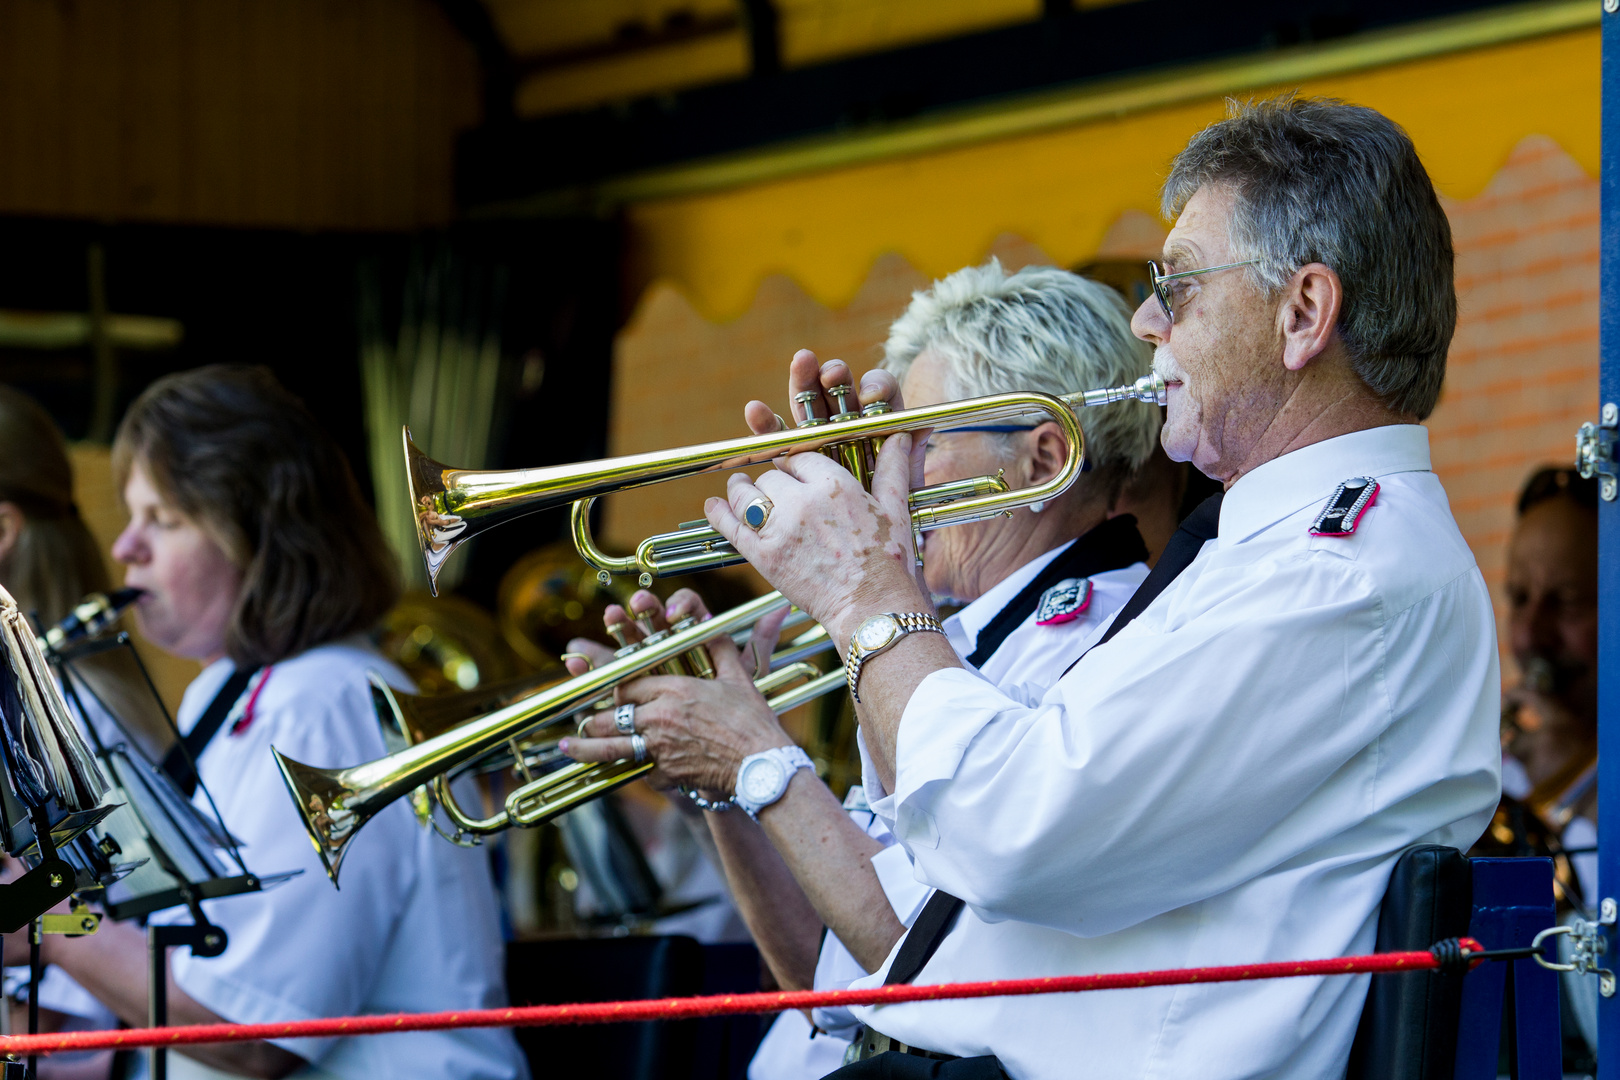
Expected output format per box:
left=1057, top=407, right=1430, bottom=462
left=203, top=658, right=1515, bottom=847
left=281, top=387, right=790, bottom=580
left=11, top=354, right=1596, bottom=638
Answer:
left=742, top=349, right=909, bottom=435
left=560, top=589, right=795, bottom=796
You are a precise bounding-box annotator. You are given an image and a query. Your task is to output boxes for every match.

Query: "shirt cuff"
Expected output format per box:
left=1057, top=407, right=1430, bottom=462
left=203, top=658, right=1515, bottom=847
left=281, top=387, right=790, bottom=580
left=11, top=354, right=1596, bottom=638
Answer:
left=878, top=668, right=1014, bottom=851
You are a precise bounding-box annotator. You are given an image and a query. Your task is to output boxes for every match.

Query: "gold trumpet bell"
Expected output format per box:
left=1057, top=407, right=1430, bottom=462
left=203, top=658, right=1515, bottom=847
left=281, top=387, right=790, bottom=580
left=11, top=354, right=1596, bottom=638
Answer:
left=271, top=750, right=366, bottom=886
left=404, top=430, right=467, bottom=598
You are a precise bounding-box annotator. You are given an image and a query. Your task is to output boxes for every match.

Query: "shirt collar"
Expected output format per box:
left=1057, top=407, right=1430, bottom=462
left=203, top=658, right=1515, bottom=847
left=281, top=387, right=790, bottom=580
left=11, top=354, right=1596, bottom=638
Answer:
left=948, top=540, right=1074, bottom=652
left=1217, top=424, right=1433, bottom=547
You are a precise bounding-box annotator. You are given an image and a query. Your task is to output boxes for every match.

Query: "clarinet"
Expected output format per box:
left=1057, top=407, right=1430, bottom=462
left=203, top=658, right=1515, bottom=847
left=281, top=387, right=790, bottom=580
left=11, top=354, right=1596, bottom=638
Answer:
left=40, top=587, right=144, bottom=657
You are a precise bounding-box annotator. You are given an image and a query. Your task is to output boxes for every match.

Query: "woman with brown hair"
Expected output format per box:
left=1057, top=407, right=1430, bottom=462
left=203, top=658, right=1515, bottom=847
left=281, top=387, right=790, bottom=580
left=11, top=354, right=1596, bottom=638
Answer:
left=0, top=385, right=160, bottom=752
left=20, top=366, right=527, bottom=1080
left=0, top=385, right=111, bottom=627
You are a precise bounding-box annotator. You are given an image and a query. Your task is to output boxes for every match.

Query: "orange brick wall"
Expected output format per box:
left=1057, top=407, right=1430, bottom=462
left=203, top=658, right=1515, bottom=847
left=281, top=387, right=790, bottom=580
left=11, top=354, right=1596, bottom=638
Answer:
left=1429, top=135, right=1599, bottom=675
left=610, top=136, right=1599, bottom=670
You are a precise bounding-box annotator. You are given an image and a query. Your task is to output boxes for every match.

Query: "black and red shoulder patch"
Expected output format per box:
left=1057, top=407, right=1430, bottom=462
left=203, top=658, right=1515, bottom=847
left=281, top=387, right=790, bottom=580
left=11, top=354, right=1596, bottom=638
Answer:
left=1310, top=477, right=1380, bottom=537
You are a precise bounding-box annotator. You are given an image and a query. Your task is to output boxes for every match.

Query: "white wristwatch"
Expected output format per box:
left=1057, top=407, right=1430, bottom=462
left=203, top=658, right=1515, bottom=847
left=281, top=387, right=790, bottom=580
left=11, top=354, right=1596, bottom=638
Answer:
left=733, top=745, right=815, bottom=820
left=845, top=612, right=945, bottom=703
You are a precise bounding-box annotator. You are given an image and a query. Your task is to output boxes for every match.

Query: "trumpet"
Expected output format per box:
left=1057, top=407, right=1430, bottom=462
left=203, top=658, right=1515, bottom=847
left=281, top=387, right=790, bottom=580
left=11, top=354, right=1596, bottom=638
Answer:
left=275, top=591, right=840, bottom=885
left=408, top=374, right=1167, bottom=593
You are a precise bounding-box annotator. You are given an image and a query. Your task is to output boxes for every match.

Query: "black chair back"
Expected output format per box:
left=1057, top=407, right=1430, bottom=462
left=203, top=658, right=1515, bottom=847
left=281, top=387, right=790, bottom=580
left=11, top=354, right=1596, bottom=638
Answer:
left=1346, top=845, right=1472, bottom=1080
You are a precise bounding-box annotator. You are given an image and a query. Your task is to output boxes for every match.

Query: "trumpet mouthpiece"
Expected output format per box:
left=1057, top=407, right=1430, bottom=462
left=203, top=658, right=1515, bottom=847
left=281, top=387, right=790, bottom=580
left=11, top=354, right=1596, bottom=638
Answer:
left=1075, top=373, right=1167, bottom=408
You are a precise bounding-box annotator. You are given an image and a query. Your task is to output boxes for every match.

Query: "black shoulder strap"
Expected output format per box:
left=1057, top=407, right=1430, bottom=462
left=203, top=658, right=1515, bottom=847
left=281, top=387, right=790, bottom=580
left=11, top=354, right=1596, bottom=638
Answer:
left=885, top=889, right=966, bottom=985
left=965, top=515, right=1149, bottom=668
left=161, top=666, right=259, bottom=797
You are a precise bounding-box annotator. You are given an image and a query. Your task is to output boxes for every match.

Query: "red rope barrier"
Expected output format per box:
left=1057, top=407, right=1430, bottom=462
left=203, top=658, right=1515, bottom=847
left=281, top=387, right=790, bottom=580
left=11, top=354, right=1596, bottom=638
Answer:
left=0, top=938, right=1484, bottom=1057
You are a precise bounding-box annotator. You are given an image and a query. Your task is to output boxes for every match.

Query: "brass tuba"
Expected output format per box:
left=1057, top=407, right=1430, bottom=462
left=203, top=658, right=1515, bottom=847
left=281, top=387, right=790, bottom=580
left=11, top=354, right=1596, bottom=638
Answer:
left=275, top=591, right=839, bottom=885
left=407, top=375, right=1166, bottom=592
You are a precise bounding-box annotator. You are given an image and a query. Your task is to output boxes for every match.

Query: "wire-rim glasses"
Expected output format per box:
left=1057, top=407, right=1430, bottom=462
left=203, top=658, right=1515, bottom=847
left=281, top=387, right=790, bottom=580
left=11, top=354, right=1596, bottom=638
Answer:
left=1147, top=259, right=1259, bottom=324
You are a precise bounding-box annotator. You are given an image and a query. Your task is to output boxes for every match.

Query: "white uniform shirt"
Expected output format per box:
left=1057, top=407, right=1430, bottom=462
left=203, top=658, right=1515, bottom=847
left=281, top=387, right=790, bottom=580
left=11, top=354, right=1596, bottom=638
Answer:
left=152, top=639, right=528, bottom=1080
left=847, top=425, right=1500, bottom=1080
left=749, top=529, right=1150, bottom=1079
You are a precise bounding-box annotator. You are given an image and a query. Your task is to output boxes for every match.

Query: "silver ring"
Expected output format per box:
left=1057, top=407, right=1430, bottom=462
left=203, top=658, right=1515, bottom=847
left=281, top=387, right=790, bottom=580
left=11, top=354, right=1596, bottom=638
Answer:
left=743, top=496, right=773, bottom=531
left=630, top=733, right=648, bottom=764
left=615, top=703, right=637, bottom=735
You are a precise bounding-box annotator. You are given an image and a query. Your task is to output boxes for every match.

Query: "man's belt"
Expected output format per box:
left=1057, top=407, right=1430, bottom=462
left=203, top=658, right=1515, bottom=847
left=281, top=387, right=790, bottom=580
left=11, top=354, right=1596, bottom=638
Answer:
left=848, top=1026, right=958, bottom=1064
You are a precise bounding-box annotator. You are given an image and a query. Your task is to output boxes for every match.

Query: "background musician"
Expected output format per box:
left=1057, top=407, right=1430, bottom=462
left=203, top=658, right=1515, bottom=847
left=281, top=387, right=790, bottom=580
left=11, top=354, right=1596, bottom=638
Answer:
left=0, top=385, right=161, bottom=756
left=563, top=261, right=1163, bottom=1076
left=1500, top=466, right=1599, bottom=893
left=645, top=96, right=1497, bottom=1078
left=1495, top=466, right=1601, bottom=1080
left=0, top=386, right=157, bottom=1075
left=13, top=366, right=527, bottom=1080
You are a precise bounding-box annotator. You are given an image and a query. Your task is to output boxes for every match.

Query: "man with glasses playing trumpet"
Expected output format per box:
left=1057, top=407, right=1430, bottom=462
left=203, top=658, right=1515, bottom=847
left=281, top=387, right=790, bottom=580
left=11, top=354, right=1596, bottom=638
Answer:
left=566, top=96, right=1501, bottom=1080
left=562, top=259, right=1164, bottom=1076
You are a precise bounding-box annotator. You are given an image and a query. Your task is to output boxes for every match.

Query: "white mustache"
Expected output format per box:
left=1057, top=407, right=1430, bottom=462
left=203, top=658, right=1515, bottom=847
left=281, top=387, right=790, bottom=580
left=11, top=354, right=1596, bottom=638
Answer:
left=1152, top=347, right=1184, bottom=384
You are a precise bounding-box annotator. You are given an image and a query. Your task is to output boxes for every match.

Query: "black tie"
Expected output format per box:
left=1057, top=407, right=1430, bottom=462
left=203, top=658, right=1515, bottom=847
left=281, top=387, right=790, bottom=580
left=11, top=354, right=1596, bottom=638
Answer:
left=1091, top=491, right=1224, bottom=650
left=884, top=493, right=1225, bottom=986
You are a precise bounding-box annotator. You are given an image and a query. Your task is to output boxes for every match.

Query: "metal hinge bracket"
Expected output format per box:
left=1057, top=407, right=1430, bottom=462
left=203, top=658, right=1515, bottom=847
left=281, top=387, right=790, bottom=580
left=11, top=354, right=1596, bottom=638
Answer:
left=1535, top=896, right=1617, bottom=996
left=1576, top=402, right=1618, bottom=501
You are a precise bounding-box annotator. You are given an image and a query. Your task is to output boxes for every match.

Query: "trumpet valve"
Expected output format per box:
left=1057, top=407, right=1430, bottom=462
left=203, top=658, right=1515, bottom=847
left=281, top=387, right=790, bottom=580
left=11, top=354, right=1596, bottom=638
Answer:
left=827, top=384, right=858, bottom=422
left=794, top=391, right=826, bottom=427
left=668, top=616, right=716, bottom=679
left=861, top=401, right=892, bottom=417
left=605, top=619, right=637, bottom=649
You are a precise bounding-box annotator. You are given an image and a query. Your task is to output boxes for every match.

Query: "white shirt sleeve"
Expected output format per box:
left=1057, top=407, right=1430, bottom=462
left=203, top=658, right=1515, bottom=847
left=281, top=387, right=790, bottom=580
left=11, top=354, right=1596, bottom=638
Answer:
left=164, top=647, right=523, bottom=1079
left=877, top=549, right=1499, bottom=937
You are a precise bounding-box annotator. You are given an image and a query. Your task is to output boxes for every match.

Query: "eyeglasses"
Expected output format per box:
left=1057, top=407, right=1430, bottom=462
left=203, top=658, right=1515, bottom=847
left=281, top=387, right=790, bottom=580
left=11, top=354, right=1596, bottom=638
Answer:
left=1147, top=259, right=1258, bottom=324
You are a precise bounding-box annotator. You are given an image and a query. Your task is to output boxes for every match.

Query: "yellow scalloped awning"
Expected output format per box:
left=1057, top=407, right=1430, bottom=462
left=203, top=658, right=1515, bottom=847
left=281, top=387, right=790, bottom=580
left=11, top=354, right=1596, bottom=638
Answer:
left=623, top=15, right=1598, bottom=322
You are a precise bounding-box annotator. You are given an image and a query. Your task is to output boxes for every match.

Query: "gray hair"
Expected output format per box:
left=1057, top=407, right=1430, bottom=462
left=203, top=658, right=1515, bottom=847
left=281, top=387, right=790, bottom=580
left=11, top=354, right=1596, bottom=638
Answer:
left=882, top=260, right=1160, bottom=484
left=1162, top=94, right=1455, bottom=420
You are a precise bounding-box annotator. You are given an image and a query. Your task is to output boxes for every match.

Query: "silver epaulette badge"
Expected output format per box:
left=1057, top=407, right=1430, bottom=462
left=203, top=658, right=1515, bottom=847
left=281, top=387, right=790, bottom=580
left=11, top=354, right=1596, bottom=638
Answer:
left=1311, top=477, right=1380, bottom=537
left=1036, top=577, right=1094, bottom=625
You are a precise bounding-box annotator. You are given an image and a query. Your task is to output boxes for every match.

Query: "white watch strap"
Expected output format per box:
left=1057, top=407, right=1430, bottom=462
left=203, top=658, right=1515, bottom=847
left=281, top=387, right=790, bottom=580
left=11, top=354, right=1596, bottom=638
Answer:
left=734, top=745, right=814, bottom=820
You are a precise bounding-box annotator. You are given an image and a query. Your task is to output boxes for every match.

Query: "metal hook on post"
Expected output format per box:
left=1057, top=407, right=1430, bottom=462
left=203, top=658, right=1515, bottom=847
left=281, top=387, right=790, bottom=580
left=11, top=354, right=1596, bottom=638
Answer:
left=1530, top=896, right=1617, bottom=997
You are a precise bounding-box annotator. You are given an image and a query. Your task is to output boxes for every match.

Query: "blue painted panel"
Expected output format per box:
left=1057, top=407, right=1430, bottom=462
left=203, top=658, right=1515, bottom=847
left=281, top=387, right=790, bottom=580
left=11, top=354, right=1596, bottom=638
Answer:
left=1455, top=859, right=1559, bottom=1080
left=1600, top=4, right=1620, bottom=1076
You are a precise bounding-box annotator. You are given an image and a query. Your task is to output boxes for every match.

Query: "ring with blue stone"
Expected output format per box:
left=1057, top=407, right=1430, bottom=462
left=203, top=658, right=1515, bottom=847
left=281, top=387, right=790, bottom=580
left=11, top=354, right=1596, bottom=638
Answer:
left=743, top=496, right=773, bottom=531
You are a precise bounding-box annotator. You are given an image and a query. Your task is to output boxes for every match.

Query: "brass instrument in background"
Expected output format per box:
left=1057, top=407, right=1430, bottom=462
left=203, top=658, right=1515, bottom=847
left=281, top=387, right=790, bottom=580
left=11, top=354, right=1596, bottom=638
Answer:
left=407, top=375, right=1167, bottom=592
left=276, top=591, right=842, bottom=884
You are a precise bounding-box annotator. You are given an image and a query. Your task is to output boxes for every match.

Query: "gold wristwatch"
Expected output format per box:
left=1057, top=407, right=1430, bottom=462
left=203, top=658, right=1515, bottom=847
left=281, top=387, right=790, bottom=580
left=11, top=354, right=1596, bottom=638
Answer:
left=845, top=612, right=945, bottom=703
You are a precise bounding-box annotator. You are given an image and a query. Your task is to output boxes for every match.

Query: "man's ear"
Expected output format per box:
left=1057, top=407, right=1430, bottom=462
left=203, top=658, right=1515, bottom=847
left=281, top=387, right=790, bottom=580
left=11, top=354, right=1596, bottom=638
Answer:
left=1279, top=262, right=1343, bottom=373
left=0, top=503, right=24, bottom=567
left=1025, top=421, right=1070, bottom=486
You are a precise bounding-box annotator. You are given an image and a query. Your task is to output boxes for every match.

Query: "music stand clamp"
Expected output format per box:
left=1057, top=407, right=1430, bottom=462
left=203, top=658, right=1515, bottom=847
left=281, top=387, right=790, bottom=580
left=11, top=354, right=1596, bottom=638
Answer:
left=0, top=805, right=81, bottom=935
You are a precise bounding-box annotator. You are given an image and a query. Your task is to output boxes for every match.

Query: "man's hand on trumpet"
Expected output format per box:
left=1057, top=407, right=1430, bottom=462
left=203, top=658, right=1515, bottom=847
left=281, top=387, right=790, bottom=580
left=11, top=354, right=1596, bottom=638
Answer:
left=559, top=589, right=795, bottom=797
left=714, top=350, right=966, bottom=792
